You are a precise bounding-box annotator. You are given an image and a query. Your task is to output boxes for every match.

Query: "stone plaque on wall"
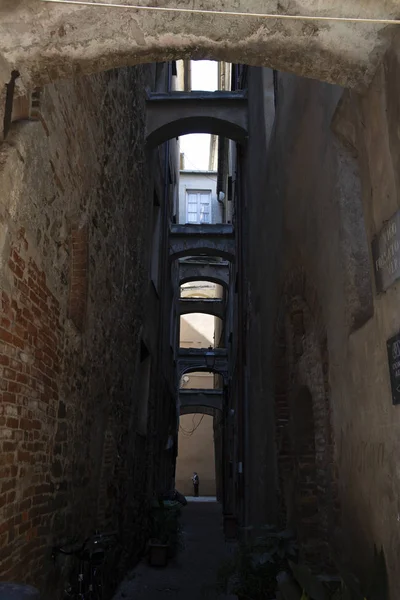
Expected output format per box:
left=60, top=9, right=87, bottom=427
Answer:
left=387, top=332, right=400, bottom=405
left=371, top=210, right=400, bottom=293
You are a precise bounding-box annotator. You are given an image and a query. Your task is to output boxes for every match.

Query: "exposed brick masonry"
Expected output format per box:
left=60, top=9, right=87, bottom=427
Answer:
left=0, top=64, right=166, bottom=597
left=0, top=227, right=61, bottom=582
left=274, top=266, right=339, bottom=569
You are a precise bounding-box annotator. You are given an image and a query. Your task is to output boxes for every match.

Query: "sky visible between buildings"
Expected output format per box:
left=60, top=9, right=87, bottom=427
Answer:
left=179, top=60, right=218, bottom=171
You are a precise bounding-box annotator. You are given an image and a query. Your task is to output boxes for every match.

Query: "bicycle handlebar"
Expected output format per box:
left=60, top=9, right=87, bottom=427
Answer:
left=52, top=531, right=118, bottom=558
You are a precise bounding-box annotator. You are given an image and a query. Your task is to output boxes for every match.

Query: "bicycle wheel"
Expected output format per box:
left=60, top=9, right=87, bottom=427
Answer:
left=89, top=566, right=104, bottom=600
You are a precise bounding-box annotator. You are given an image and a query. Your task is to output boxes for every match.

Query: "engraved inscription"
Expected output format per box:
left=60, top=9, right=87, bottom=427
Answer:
left=372, top=211, right=400, bottom=293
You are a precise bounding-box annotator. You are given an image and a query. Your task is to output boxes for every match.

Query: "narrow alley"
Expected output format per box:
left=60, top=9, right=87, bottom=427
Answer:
left=1, top=2, right=400, bottom=600
left=113, top=500, right=230, bottom=600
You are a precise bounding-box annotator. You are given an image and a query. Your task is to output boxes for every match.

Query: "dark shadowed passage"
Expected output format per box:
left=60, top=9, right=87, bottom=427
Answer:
left=113, top=501, right=231, bottom=600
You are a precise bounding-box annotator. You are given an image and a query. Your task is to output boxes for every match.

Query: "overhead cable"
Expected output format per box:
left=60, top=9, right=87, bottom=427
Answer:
left=40, top=0, right=400, bottom=26
left=179, top=414, right=205, bottom=437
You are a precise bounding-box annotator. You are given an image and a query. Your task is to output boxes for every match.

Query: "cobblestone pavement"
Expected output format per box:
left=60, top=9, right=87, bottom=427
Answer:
left=113, top=501, right=234, bottom=600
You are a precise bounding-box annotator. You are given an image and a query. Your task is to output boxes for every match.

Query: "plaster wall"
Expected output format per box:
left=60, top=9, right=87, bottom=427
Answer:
left=175, top=414, right=216, bottom=497
left=177, top=281, right=218, bottom=496
left=246, top=31, right=400, bottom=596
left=178, top=171, right=220, bottom=224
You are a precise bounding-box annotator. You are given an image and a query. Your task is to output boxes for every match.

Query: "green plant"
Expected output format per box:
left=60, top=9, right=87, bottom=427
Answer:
left=150, top=499, right=183, bottom=554
left=289, top=562, right=334, bottom=600
left=331, top=546, right=388, bottom=600
left=289, top=558, right=387, bottom=600
left=215, top=527, right=298, bottom=600
left=253, top=526, right=298, bottom=569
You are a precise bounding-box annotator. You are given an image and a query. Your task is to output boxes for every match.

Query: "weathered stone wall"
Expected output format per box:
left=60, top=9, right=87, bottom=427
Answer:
left=0, top=65, right=169, bottom=596
left=246, top=30, right=400, bottom=597
left=0, top=1, right=398, bottom=92
left=273, top=271, right=338, bottom=569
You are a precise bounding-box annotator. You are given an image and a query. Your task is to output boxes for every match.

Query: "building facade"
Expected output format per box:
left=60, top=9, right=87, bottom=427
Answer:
left=175, top=168, right=224, bottom=497
left=0, top=62, right=179, bottom=596
left=3, top=4, right=400, bottom=597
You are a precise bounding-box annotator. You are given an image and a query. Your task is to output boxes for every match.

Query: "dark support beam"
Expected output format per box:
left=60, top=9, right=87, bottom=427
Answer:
left=178, top=348, right=228, bottom=379
left=179, top=260, right=230, bottom=288
left=170, top=224, right=235, bottom=261
left=179, top=389, right=223, bottom=414
left=146, top=91, right=248, bottom=147
left=178, top=298, right=225, bottom=320
left=180, top=405, right=216, bottom=417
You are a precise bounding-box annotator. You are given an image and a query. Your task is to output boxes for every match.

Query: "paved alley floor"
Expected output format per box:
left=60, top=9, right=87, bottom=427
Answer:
left=113, top=501, right=233, bottom=600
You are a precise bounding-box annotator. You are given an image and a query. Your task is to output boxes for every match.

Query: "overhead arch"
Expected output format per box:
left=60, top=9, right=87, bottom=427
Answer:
left=172, top=247, right=235, bottom=262
left=180, top=406, right=217, bottom=417
left=147, top=113, right=247, bottom=147
left=179, top=364, right=227, bottom=380
left=179, top=261, right=230, bottom=290
left=0, top=2, right=395, bottom=90
left=179, top=388, right=223, bottom=414
left=170, top=224, right=235, bottom=262
left=180, top=275, right=228, bottom=290
left=180, top=290, right=221, bottom=299
left=179, top=298, right=225, bottom=320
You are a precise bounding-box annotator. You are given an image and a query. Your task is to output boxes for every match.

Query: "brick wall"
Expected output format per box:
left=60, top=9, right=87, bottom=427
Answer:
left=274, top=267, right=338, bottom=568
left=0, top=65, right=170, bottom=596
left=0, top=227, right=61, bottom=581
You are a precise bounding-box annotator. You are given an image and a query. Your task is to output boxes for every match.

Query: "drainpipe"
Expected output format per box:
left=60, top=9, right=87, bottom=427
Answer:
left=234, top=64, right=250, bottom=535
left=235, top=144, right=246, bottom=527
left=217, top=136, right=226, bottom=222
left=156, top=61, right=175, bottom=489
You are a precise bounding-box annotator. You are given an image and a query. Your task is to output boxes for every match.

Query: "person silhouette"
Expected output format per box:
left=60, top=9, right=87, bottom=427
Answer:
left=191, top=472, right=199, bottom=497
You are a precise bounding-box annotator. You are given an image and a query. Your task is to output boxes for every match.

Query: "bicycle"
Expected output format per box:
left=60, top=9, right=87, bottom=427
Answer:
left=52, top=531, right=118, bottom=600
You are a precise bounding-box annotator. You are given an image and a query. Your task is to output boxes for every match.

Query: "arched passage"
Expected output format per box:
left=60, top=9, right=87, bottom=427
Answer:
left=179, top=388, right=223, bottom=413
left=178, top=364, right=227, bottom=383
left=180, top=405, right=215, bottom=417
left=180, top=274, right=229, bottom=290
left=171, top=245, right=235, bottom=263
left=179, top=300, right=225, bottom=320
left=0, top=2, right=394, bottom=90
left=178, top=258, right=230, bottom=291
left=147, top=114, right=247, bottom=148
left=175, top=411, right=219, bottom=497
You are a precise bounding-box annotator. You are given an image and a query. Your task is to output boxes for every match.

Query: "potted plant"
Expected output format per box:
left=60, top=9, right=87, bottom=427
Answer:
left=148, top=539, right=170, bottom=567
left=216, top=526, right=298, bottom=599
left=286, top=545, right=389, bottom=600
left=148, top=498, right=183, bottom=566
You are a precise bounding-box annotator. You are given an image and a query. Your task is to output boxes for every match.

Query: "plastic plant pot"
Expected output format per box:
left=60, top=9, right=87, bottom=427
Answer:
left=148, top=542, right=169, bottom=567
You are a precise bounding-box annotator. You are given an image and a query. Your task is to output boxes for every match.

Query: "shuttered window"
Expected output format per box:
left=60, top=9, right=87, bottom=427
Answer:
left=186, top=190, right=211, bottom=224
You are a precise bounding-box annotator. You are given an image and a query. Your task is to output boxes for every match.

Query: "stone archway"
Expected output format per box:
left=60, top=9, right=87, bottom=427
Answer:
left=0, top=2, right=397, bottom=91
left=274, top=266, right=338, bottom=567
left=179, top=274, right=229, bottom=290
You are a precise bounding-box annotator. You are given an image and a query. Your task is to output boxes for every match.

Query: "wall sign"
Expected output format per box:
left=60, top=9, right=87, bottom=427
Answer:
left=371, top=210, right=400, bottom=293
left=387, top=332, right=400, bottom=405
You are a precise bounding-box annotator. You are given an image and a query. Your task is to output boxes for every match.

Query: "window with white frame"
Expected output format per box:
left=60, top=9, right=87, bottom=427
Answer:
left=186, top=190, right=211, bottom=224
